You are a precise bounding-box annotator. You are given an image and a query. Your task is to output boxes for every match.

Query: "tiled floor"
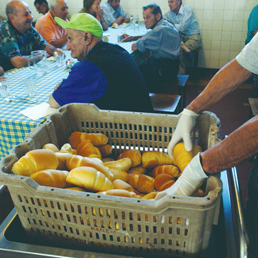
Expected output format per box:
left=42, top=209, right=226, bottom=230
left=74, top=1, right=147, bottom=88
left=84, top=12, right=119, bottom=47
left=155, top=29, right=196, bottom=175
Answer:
left=184, top=68, right=254, bottom=206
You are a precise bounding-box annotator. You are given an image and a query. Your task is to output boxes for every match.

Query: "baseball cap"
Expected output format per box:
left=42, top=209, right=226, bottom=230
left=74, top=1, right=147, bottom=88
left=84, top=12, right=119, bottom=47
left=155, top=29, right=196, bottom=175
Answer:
left=54, top=13, right=103, bottom=38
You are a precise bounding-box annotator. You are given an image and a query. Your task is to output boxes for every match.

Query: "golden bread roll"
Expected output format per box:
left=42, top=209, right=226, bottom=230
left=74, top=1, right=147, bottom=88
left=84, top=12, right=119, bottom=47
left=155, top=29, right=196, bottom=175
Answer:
left=77, top=140, right=102, bottom=159
left=110, top=168, right=129, bottom=182
left=172, top=142, right=193, bottom=172
left=98, top=189, right=136, bottom=198
left=150, top=165, right=180, bottom=178
left=128, top=166, right=147, bottom=175
left=12, top=149, right=59, bottom=176
left=42, top=143, right=59, bottom=152
left=142, top=151, right=173, bottom=168
left=128, top=174, right=154, bottom=193
left=103, top=157, right=132, bottom=171
left=118, top=150, right=141, bottom=167
left=97, top=144, right=112, bottom=157
left=30, top=169, right=70, bottom=188
left=55, top=152, right=72, bottom=170
left=60, top=143, right=76, bottom=154
left=112, top=179, right=133, bottom=191
left=141, top=192, right=158, bottom=200
left=66, top=166, right=113, bottom=192
left=66, top=155, right=114, bottom=181
left=69, top=132, right=108, bottom=148
left=154, top=174, right=175, bottom=191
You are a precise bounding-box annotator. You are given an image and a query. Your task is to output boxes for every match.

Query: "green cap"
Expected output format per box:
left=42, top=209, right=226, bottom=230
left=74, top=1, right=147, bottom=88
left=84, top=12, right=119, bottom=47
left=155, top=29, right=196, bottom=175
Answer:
left=55, top=13, right=103, bottom=38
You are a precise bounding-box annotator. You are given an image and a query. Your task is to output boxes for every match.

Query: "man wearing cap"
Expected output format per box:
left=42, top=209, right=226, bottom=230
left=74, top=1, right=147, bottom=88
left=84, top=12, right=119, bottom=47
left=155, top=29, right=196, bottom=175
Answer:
left=49, top=13, right=153, bottom=113
left=35, top=0, right=69, bottom=48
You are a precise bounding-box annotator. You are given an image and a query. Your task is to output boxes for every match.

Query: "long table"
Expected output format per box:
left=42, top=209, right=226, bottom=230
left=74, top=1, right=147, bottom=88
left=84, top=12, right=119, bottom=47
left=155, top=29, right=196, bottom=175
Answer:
left=0, top=22, right=148, bottom=160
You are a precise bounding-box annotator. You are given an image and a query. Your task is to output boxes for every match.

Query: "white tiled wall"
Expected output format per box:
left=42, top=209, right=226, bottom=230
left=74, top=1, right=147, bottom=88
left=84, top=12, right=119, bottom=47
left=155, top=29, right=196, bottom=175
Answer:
left=0, top=0, right=257, bottom=69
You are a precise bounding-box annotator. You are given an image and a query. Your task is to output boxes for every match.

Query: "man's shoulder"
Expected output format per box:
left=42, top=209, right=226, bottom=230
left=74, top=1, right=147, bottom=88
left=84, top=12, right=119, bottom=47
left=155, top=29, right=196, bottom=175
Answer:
left=0, top=22, right=13, bottom=36
left=180, top=4, right=193, bottom=13
left=35, top=12, right=53, bottom=27
left=102, top=2, right=110, bottom=9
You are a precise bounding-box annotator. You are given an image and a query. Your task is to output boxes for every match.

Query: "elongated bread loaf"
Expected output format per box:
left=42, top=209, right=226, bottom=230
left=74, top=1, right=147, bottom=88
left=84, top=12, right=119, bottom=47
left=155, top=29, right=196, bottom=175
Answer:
left=98, top=189, right=136, bottom=198
left=112, top=179, right=133, bottom=191
left=97, top=144, right=112, bottom=157
left=142, top=151, right=174, bottom=168
left=12, top=149, right=59, bottom=176
left=110, top=168, right=129, bottom=182
left=30, top=169, right=70, bottom=188
left=117, top=150, right=142, bottom=167
left=103, top=158, right=132, bottom=171
left=77, top=140, right=102, bottom=159
left=69, top=132, right=108, bottom=148
left=66, top=155, right=114, bottom=181
left=150, top=165, right=180, bottom=178
left=55, top=152, right=73, bottom=170
left=66, top=166, right=113, bottom=192
left=42, top=143, right=59, bottom=152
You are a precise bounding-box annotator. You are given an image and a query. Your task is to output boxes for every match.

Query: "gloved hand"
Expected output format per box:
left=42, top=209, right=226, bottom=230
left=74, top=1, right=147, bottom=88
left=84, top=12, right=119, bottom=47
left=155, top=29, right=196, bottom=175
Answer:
left=167, top=108, right=199, bottom=159
left=155, top=153, right=208, bottom=200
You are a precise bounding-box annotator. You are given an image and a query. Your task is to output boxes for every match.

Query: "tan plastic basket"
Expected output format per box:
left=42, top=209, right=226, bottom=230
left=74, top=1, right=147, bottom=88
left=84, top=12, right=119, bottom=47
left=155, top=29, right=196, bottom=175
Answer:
left=0, top=104, right=222, bottom=258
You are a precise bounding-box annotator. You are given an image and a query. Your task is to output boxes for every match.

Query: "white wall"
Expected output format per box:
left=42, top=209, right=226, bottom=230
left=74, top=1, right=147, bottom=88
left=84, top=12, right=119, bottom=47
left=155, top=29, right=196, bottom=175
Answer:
left=0, top=0, right=256, bottom=69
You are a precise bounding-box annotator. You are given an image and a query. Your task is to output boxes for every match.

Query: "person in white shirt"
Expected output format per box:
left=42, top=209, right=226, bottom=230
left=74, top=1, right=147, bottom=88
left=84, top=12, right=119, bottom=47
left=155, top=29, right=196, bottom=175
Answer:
left=155, top=33, right=258, bottom=258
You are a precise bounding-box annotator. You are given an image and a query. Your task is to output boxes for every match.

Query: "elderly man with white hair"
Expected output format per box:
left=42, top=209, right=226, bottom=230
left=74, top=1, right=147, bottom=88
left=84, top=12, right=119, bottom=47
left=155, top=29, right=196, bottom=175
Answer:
left=49, top=13, right=153, bottom=113
left=35, top=0, right=68, bottom=47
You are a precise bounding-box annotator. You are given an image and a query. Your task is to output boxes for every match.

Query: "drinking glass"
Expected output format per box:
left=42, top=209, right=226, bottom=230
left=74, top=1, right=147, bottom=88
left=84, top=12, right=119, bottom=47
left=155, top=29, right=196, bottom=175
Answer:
left=28, top=50, right=48, bottom=76
left=0, top=78, right=9, bottom=97
left=133, top=15, right=139, bottom=32
left=24, top=75, right=37, bottom=96
left=56, top=52, right=65, bottom=67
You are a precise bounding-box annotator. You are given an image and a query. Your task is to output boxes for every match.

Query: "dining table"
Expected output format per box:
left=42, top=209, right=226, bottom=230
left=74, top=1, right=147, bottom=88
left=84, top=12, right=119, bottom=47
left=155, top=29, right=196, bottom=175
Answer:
left=0, top=22, right=149, bottom=160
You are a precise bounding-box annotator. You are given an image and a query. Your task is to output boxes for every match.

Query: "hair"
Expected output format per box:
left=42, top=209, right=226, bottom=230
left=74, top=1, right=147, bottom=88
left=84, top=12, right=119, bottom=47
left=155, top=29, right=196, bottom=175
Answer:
left=83, top=0, right=101, bottom=12
left=143, top=3, right=162, bottom=18
left=48, top=0, right=60, bottom=9
left=34, top=0, right=48, bottom=5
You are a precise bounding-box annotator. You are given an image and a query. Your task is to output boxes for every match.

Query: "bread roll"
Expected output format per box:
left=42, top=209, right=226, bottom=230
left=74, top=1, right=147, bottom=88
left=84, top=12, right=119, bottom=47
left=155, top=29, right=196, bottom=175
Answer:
left=103, top=158, right=132, bottom=171
left=98, top=189, right=136, bottom=198
left=112, top=179, right=133, bottom=191
left=60, top=143, right=76, bottom=154
left=142, top=192, right=158, bottom=200
left=142, top=151, right=174, bottom=168
left=154, top=174, right=175, bottom=191
left=77, top=140, right=102, bottom=159
left=65, top=186, right=85, bottom=191
left=30, top=169, right=70, bottom=188
left=42, top=143, right=59, bottom=152
left=128, top=166, right=147, bottom=175
left=118, top=150, right=141, bottom=167
left=110, top=168, right=129, bottom=182
left=97, top=144, right=112, bottom=157
left=150, top=165, right=180, bottom=178
left=66, top=166, right=113, bottom=192
left=69, top=132, right=108, bottom=148
left=12, top=149, right=59, bottom=176
left=66, top=155, right=114, bottom=181
left=128, top=174, right=154, bottom=193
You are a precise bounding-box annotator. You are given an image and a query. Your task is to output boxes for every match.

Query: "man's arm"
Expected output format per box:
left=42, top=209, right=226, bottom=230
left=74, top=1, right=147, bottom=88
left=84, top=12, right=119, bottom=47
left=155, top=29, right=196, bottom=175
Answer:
left=49, top=93, right=60, bottom=108
left=49, top=35, right=67, bottom=48
left=201, top=115, right=258, bottom=174
left=0, top=66, right=4, bottom=76
left=188, top=58, right=252, bottom=114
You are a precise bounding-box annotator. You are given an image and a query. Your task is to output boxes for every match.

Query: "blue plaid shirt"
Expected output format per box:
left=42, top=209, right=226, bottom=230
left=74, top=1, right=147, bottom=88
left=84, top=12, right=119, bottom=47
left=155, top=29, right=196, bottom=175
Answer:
left=102, top=2, right=129, bottom=26
left=0, top=21, right=47, bottom=71
left=164, top=4, right=200, bottom=35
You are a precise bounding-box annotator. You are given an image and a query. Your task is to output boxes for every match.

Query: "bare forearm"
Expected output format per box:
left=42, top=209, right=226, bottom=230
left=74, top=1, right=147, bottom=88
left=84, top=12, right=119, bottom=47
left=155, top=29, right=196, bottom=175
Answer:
left=49, top=36, right=67, bottom=48
left=188, top=59, right=252, bottom=114
left=101, top=20, right=109, bottom=31
left=201, top=116, right=258, bottom=173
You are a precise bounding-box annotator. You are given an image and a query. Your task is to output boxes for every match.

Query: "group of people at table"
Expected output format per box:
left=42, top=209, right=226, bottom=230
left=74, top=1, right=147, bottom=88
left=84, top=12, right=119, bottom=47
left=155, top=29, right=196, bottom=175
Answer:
left=1, top=0, right=258, bottom=256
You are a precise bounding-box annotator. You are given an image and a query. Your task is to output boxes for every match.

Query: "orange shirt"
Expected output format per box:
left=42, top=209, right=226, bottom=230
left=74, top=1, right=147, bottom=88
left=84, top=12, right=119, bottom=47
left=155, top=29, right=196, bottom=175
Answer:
left=35, top=12, right=67, bottom=46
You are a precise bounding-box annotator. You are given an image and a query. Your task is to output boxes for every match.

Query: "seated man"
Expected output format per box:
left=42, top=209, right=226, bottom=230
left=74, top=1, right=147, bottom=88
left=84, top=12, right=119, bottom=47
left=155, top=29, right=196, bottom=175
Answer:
left=123, top=4, right=181, bottom=92
left=102, top=0, right=129, bottom=27
left=35, top=0, right=68, bottom=48
left=0, top=0, right=62, bottom=71
left=34, top=0, right=49, bottom=15
left=49, top=13, right=153, bottom=114
left=164, top=0, right=201, bottom=74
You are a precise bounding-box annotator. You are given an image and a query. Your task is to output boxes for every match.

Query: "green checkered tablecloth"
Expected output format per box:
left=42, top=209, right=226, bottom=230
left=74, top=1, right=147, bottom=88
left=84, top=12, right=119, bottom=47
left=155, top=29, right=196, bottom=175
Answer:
left=0, top=23, right=148, bottom=160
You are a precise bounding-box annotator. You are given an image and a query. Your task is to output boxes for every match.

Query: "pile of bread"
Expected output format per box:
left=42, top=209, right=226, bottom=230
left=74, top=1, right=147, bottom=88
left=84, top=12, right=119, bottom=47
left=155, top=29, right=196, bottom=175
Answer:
left=11, top=132, right=204, bottom=199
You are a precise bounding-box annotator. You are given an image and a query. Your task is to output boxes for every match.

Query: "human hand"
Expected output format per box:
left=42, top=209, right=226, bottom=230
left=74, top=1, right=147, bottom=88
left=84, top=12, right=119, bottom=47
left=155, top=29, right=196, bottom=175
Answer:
left=167, top=108, right=199, bottom=159
left=54, top=48, right=66, bottom=58
left=97, top=7, right=104, bottom=20
left=131, top=43, right=137, bottom=51
left=122, top=34, right=134, bottom=42
left=155, top=153, right=208, bottom=200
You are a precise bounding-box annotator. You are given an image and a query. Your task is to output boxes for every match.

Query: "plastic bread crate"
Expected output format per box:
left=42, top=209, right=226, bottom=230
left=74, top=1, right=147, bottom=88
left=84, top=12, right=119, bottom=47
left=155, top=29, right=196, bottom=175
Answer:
left=0, top=103, right=222, bottom=258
